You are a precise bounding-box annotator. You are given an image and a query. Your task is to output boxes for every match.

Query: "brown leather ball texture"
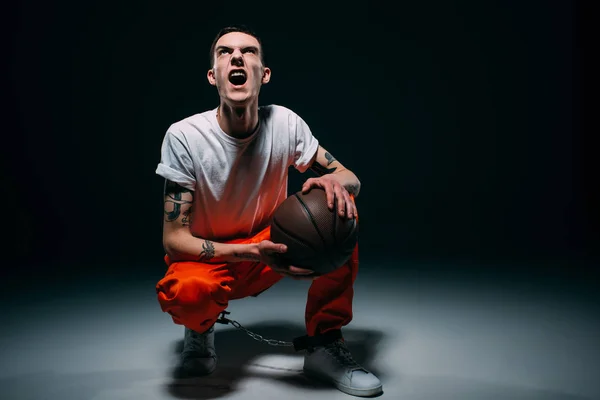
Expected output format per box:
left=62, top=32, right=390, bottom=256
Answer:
left=270, top=188, right=358, bottom=276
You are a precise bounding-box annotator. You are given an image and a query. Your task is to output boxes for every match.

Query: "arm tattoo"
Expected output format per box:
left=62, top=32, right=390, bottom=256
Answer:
left=233, top=252, right=261, bottom=261
left=310, top=151, right=338, bottom=176
left=164, top=192, right=193, bottom=221
left=181, top=208, right=192, bottom=226
left=164, top=180, right=193, bottom=222
left=310, top=162, right=337, bottom=176
left=199, top=240, right=215, bottom=261
left=325, top=151, right=337, bottom=166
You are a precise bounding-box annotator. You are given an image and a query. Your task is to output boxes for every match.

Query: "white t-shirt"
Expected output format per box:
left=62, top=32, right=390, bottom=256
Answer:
left=156, top=105, right=319, bottom=241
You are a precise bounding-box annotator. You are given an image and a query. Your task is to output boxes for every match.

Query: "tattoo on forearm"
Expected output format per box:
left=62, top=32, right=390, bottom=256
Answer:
left=310, top=162, right=337, bottom=176
left=233, top=252, right=261, bottom=261
left=199, top=240, right=215, bottom=261
left=325, top=152, right=337, bottom=166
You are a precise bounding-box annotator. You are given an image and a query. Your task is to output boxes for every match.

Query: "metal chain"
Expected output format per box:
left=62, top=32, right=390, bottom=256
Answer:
left=216, top=311, right=294, bottom=347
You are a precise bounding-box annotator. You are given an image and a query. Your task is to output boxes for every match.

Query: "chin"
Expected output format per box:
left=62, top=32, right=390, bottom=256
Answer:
left=227, top=92, right=254, bottom=106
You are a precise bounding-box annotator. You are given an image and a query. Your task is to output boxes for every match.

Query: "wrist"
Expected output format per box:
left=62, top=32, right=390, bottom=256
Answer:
left=231, top=243, right=261, bottom=261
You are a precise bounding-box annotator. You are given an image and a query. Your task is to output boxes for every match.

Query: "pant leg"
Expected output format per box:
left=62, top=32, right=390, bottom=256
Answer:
left=305, top=194, right=360, bottom=337
left=304, top=244, right=359, bottom=336
left=156, top=259, right=236, bottom=333
left=155, top=225, right=282, bottom=333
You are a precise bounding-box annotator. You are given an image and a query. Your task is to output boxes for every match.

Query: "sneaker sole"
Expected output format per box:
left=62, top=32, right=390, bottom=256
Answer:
left=303, top=367, right=383, bottom=397
left=172, top=359, right=218, bottom=382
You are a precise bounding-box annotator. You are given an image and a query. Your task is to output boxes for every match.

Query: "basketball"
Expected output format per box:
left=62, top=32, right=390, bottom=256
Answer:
left=269, top=188, right=359, bottom=276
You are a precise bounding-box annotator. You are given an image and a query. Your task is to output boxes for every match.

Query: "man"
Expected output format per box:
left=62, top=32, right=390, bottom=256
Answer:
left=155, top=25, right=383, bottom=397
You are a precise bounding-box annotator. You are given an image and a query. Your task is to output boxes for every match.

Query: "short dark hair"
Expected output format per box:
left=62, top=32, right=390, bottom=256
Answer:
left=209, top=25, right=265, bottom=67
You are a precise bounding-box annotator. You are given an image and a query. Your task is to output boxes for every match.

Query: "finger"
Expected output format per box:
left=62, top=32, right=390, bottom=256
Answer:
left=288, top=265, right=315, bottom=275
left=265, top=243, right=287, bottom=255
left=333, top=184, right=346, bottom=217
left=277, top=270, right=309, bottom=280
left=261, top=240, right=279, bottom=250
left=272, top=266, right=313, bottom=279
left=289, top=272, right=318, bottom=280
left=302, top=178, right=316, bottom=193
left=270, top=265, right=290, bottom=275
left=343, top=191, right=354, bottom=219
left=265, top=240, right=287, bottom=253
left=323, top=183, right=335, bottom=211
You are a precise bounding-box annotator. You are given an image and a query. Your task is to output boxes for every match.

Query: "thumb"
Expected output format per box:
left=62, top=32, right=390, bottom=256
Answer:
left=266, top=242, right=287, bottom=254
left=302, top=181, right=312, bottom=193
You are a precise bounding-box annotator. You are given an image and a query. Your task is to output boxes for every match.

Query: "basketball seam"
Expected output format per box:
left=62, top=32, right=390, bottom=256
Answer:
left=331, top=203, right=338, bottom=271
left=293, top=193, right=335, bottom=267
left=271, top=217, right=318, bottom=253
left=332, top=204, right=337, bottom=247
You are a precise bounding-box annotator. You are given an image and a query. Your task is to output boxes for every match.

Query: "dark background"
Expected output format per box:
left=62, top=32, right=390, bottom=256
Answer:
left=3, top=1, right=595, bottom=281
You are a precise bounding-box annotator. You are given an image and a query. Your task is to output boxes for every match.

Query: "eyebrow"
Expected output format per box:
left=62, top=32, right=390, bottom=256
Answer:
left=216, top=45, right=259, bottom=53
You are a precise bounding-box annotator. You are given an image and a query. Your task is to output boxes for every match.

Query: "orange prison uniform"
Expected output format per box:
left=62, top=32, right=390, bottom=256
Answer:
left=156, top=218, right=359, bottom=337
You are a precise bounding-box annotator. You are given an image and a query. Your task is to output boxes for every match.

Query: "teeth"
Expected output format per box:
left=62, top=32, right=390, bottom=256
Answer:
left=231, top=71, right=245, bottom=77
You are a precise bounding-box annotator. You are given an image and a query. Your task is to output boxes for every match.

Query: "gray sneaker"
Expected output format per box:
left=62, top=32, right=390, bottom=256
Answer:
left=303, top=339, right=383, bottom=397
left=175, top=325, right=217, bottom=378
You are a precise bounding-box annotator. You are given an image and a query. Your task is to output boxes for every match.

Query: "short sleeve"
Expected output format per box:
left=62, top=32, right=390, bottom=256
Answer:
left=291, top=113, right=319, bottom=172
left=155, top=129, right=196, bottom=191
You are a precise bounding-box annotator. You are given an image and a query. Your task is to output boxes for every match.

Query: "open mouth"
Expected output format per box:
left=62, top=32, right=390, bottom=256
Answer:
left=228, top=70, right=247, bottom=86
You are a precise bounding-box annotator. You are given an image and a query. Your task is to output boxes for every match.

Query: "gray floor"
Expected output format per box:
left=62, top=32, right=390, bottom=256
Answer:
left=1, top=261, right=599, bottom=399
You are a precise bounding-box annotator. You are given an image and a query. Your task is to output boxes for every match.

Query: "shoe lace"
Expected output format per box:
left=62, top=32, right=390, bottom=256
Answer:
left=325, top=340, right=364, bottom=371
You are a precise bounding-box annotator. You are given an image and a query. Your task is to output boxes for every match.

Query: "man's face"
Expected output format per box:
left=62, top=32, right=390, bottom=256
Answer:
left=207, top=32, right=271, bottom=105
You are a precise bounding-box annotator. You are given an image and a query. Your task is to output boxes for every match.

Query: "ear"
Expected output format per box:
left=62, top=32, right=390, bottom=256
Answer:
left=261, top=67, right=271, bottom=84
left=207, top=68, right=217, bottom=86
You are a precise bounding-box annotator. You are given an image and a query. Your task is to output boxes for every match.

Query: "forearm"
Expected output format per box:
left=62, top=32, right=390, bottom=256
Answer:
left=164, top=230, right=261, bottom=263
left=330, top=169, right=361, bottom=197
left=162, top=179, right=262, bottom=263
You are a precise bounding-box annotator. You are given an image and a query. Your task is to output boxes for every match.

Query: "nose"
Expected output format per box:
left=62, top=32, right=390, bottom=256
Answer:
left=230, top=49, right=244, bottom=67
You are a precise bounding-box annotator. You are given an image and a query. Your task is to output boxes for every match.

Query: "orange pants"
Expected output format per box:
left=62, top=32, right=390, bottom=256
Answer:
left=156, top=225, right=359, bottom=337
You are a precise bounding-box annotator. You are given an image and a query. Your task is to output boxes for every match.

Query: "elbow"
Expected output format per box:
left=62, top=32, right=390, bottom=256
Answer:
left=348, top=175, right=361, bottom=197
left=352, top=170, right=361, bottom=193
left=162, top=233, right=178, bottom=259
left=353, top=178, right=361, bottom=197
left=162, top=239, right=173, bottom=258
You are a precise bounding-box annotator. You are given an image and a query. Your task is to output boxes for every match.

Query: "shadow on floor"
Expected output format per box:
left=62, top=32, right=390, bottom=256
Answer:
left=164, top=320, right=388, bottom=399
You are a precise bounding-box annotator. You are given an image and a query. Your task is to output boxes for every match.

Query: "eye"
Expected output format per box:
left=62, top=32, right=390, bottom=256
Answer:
left=218, top=49, right=230, bottom=55
left=243, top=48, right=257, bottom=54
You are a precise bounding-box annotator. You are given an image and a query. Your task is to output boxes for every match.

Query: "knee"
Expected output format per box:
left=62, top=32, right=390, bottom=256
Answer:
left=156, top=271, right=233, bottom=309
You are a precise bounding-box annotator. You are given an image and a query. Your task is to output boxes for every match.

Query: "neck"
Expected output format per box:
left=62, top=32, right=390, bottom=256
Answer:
left=217, top=100, right=260, bottom=139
